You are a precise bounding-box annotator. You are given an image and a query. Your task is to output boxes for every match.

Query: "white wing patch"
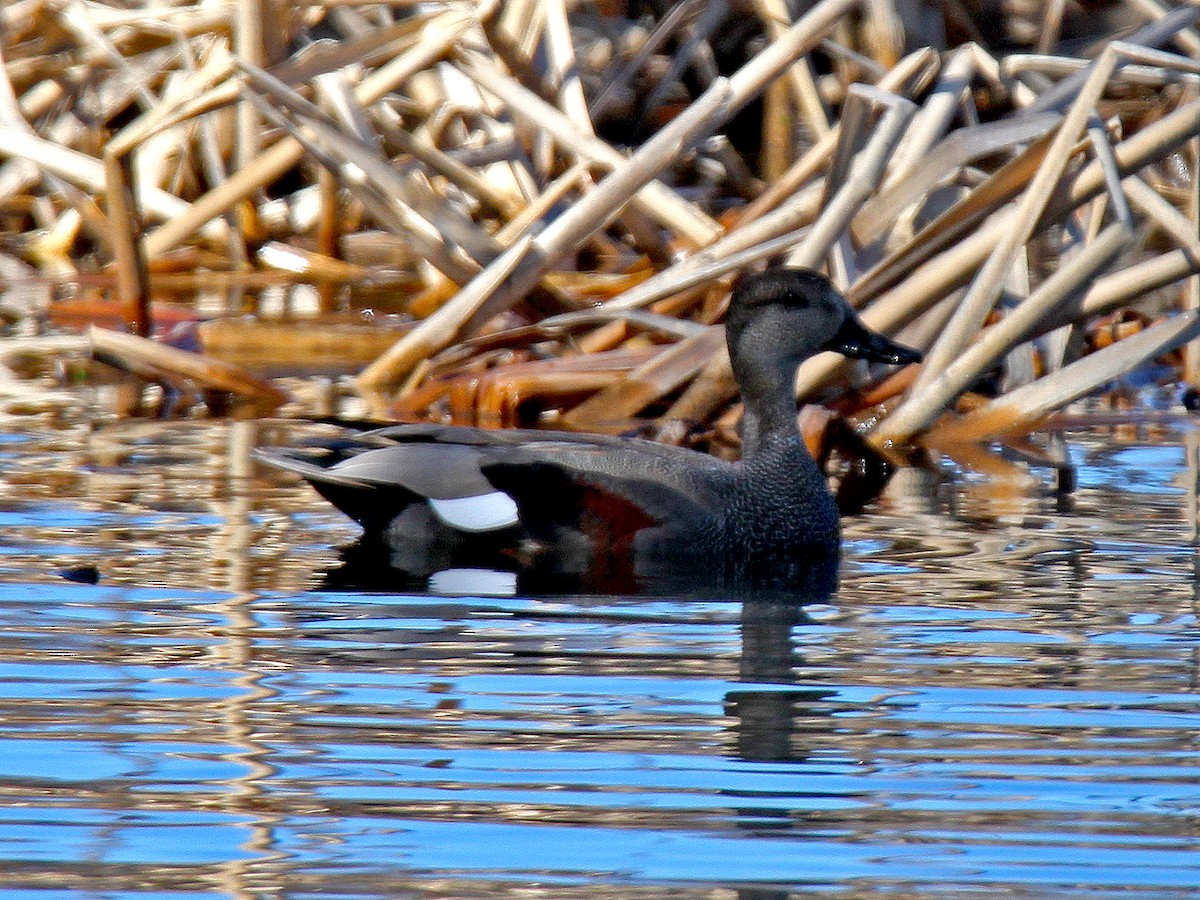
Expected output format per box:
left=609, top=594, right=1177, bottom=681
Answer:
left=428, top=568, right=518, bottom=597
left=428, top=492, right=519, bottom=532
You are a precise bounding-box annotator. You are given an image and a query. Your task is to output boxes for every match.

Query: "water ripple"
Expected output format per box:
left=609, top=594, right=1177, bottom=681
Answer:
left=0, top=422, right=1199, bottom=897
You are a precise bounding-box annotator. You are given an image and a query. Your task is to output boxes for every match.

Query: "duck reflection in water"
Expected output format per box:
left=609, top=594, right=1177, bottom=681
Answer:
left=260, top=268, right=920, bottom=593
left=321, top=538, right=844, bottom=859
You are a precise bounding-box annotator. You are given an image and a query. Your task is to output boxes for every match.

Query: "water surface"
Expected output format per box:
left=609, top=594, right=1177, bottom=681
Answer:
left=0, top=417, right=1198, bottom=898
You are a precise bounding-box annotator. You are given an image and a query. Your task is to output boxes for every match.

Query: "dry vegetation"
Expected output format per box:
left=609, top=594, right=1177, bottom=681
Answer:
left=2, top=0, right=1200, bottom=460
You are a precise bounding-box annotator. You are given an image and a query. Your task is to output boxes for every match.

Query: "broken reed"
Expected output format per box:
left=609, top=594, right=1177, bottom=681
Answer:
left=2, top=0, right=1200, bottom=449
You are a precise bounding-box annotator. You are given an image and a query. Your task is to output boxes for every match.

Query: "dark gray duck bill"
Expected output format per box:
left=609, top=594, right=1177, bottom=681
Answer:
left=829, top=315, right=923, bottom=366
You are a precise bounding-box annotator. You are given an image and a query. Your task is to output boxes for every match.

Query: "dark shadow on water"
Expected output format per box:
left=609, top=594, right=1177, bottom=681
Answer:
left=319, top=533, right=841, bottom=603
left=316, top=524, right=853, bottom=860
left=730, top=598, right=840, bottom=766
left=320, top=532, right=843, bottom=817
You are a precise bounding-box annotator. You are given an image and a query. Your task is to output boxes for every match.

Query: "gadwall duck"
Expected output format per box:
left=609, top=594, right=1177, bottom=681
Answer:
left=259, top=268, right=921, bottom=586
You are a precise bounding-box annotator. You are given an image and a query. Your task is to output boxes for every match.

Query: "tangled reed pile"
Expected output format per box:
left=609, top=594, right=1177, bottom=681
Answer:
left=3, top=0, right=1200, bottom=456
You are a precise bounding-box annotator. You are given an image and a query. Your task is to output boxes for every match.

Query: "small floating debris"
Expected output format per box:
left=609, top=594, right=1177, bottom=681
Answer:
left=56, top=565, right=101, bottom=585
left=0, top=0, right=1199, bottom=462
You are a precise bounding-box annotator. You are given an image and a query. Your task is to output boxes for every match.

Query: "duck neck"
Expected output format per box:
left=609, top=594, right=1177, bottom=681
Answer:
left=739, top=363, right=801, bottom=458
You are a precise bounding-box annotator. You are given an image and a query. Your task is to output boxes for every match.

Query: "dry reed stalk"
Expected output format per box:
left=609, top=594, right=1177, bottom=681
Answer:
left=141, top=7, right=480, bottom=258
left=102, top=151, right=151, bottom=337
left=0, top=127, right=227, bottom=242
left=0, top=43, right=107, bottom=258
left=736, top=47, right=937, bottom=224
left=589, top=0, right=703, bottom=120
left=57, top=2, right=159, bottom=113
left=718, top=0, right=865, bottom=132
left=472, top=351, right=655, bottom=429
left=364, top=81, right=735, bottom=389
left=761, top=70, right=795, bottom=184
left=455, top=51, right=723, bottom=247
left=1060, top=250, right=1200, bottom=327
left=198, top=317, right=412, bottom=370
left=491, top=161, right=590, bottom=245
left=1004, top=54, right=1200, bottom=89
left=89, top=326, right=290, bottom=409
left=434, top=61, right=542, bottom=207
left=1124, top=175, right=1196, bottom=249
left=360, top=0, right=861, bottom=394
left=1085, top=115, right=1134, bottom=228
left=926, top=313, right=1200, bottom=444
left=751, top=0, right=831, bottom=139
left=236, top=63, right=485, bottom=283
left=852, top=113, right=1061, bottom=250
left=316, top=165, right=341, bottom=285
left=1, top=0, right=1199, bottom=451
left=1124, top=0, right=1200, bottom=59
left=234, top=0, right=268, bottom=171
left=1036, top=0, right=1068, bottom=55
left=853, top=116, right=1099, bottom=299
left=1187, top=133, right=1200, bottom=385
left=374, top=101, right=524, bottom=221
left=881, top=47, right=975, bottom=188
left=602, top=177, right=823, bottom=312
left=654, top=346, right=739, bottom=444
left=248, top=87, right=482, bottom=285
left=601, top=225, right=813, bottom=314
left=902, top=46, right=1121, bottom=399
left=867, top=222, right=1132, bottom=447
left=645, top=82, right=920, bottom=437
left=639, top=0, right=726, bottom=120
left=357, top=234, right=535, bottom=395
left=873, top=47, right=1200, bottom=442
left=603, top=53, right=934, bottom=317
left=786, top=86, right=916, bottom=269
left=794, top=93, right=1200, bottom=405
left=862, top=0, right=905, bottom=67
left=502, top=308, right=707, bottom=346
left=559, top=326, right=727, bottom=433
left=255, top=243, right=367, bottom=282
left=1026, top=7, right=1199, bottom=115
left=542, top=0, right=593, bottom=135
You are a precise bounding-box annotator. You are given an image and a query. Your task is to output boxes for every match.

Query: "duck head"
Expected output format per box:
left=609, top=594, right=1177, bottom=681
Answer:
left=726, top=267, right=922, bottom=450
left=727, top=268, right=922, bottom=370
